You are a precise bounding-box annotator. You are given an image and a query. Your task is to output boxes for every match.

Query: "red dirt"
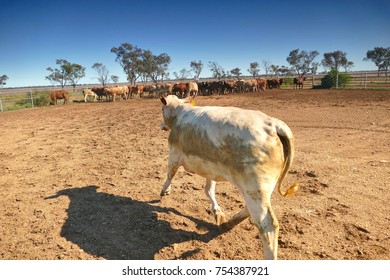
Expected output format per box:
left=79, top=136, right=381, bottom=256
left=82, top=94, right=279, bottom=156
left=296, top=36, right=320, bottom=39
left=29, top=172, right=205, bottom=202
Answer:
left=0, top=89, right=389, bottom=260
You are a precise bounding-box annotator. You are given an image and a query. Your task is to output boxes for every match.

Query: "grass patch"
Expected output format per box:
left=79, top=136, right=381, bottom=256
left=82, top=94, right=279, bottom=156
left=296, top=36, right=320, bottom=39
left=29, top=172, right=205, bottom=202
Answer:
left=0, top=89, right=86, bottom=111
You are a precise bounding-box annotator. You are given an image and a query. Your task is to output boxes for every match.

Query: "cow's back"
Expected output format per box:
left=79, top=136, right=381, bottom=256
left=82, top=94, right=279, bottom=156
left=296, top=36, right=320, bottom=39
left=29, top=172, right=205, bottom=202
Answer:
left=169, top=106, right=283, bottom=179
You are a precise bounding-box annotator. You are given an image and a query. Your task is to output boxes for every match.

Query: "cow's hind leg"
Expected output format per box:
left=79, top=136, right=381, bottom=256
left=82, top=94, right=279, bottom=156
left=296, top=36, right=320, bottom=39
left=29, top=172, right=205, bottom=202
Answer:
left=220, top=205, right=250, bottom=230
left=161, top=148, right=181, bottom=197
left=204, top=179, right=226, bottom=225
left=245, top=194, right=279, bottom=260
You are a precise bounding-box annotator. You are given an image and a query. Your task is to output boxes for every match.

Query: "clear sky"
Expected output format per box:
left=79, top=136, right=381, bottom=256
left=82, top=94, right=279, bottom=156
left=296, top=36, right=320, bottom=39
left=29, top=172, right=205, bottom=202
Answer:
left=0, top=0, right=389, bottom=88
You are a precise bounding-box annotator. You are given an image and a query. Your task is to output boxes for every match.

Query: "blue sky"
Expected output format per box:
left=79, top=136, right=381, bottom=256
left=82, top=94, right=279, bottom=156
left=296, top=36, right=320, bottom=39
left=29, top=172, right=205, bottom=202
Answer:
left=0, top=0, right=389, bottom=88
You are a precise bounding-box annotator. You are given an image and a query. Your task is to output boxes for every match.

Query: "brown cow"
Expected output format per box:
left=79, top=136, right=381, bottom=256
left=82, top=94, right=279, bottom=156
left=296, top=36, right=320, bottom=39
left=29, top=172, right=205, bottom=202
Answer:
left=245, top=79, right=258, bottom=92
left=293, top=77, right=306, bottom=89
left=267, top=79, right=284, bottom=89
left=129, top=85, right=145, bottom=99
left=104, top=86, right=120, bottom=102
left=172, top=83, right=187, bottom=98
left=148, top=83, right=173, bottom=98
left=223, top=80, right=236, bottom=94
left=256, top=78, right=267, bottom=92
left=49, top=90, right=69, bottom=105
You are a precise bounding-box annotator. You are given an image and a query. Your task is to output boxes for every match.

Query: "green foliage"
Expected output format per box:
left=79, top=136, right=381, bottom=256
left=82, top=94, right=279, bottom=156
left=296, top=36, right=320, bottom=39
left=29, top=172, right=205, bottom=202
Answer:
left=0, top=74, right=9, bottom=86
left=46, top=59, right=85, bottom=89
left=282, top=77, right=293, bottom=87
left=111, top=43, right=171, bottom=84
left=190, top=60, right=203, bottom=80
left=230, top=67, right=242, bottom=79
left=33, top=91, right=51, bottom=107
left=364, top=47, right=390, bottom=73
left=286, top=49, right=319, bottom=77
left=248, top=62, right=260, bottom=78
left=321, top=69, right=351, bottom=88
left=0, top=91, right=50, bottom=111
left=321, top=51, right=354, bottom=72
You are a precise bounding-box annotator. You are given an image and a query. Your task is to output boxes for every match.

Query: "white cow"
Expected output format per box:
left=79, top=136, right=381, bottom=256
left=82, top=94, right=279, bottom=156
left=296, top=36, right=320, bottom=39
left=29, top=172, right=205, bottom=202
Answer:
left=82, top=89, right=98, bottom=102
left=186, top=82, right=198, bottom=97
left=159, top=95, right=298, bottom=260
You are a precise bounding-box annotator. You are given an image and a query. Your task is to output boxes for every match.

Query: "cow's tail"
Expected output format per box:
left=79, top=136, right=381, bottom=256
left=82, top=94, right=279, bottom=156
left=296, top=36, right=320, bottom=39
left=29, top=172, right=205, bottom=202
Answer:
left=275, top=120, right=299, bottom=197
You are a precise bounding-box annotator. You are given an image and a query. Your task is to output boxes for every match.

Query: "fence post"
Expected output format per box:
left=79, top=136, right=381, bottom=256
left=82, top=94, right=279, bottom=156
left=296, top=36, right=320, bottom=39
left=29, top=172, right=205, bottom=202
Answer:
left=364, top=72, right=367, bottom=89
left=312, top=73, right=314, bottom=88
left=0, top=97, right=3, bottom=112
left=30, top=91, right=34, bottom=108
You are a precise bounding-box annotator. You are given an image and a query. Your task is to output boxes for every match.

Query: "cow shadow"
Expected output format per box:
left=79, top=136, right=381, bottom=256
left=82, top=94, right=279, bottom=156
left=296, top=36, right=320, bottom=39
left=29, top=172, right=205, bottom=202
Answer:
left=46, top=186, right=222, bottom=259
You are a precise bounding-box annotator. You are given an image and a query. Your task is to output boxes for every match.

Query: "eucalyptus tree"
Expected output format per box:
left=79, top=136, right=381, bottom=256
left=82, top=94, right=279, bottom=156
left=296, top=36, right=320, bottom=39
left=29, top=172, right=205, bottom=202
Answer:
left=46, top=59, right=85, bottom=90
left=208, top=61, right=226, bottom=80
left=364, top=47, right=390, bottom=76
left=190, top=60, right=203, bottom=80
left=46, top=59, right=71, bottom=88
left=230, top=67, right=242, bottom=80
left=0, top=74, right=8, bottom=88
left=321, top=50, right=353, bottom=71
left=111, top=43, right=171, bottom=84
left=286, top=49, right=319, bottom=78
left=321, top=51, right=353, bottom=88
left=248, top=62, right=260, bottom=78
left=111, top=43, right=143, bottom=85
left=92, top=63, right=110, bottom=86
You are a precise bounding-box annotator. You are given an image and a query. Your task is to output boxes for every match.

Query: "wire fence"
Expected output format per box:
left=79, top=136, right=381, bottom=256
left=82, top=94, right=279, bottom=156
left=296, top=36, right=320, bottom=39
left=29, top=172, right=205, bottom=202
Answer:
left=0, top=91, right=37, bottom=112
left=0, top=89, right=84, bottom=112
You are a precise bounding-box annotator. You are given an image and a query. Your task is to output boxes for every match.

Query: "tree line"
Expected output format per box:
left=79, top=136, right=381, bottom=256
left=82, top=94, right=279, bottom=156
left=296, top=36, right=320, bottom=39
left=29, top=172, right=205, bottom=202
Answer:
left=1, top=45, right=389, bottom=89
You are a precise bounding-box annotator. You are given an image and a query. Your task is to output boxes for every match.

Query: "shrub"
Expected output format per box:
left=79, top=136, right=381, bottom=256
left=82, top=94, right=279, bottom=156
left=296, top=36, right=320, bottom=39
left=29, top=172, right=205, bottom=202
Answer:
left=321, top=69, right=351, bottom=88
left=33, top=91, right=51, bottom=107
left=281, top=77, right=293, bottom=87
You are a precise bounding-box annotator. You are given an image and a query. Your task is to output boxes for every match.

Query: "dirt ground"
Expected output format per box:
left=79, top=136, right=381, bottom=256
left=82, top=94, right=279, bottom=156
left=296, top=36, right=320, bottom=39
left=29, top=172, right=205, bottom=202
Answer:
left=0, top=89, right=389, bottom=260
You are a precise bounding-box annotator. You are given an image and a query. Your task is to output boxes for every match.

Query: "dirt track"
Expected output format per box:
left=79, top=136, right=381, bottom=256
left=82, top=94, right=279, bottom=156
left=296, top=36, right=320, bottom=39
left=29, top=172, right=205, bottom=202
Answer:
left=0, top=89, right=389, bottom=260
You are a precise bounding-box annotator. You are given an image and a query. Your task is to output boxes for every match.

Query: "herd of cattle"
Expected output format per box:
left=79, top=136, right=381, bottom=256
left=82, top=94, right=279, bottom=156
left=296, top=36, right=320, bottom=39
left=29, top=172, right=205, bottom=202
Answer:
left=49, top=77, right=307, bottom=104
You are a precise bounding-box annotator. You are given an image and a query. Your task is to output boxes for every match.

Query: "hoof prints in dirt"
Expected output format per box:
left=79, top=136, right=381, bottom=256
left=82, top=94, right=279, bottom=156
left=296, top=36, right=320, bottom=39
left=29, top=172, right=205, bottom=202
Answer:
left=289, top=169, right=329, bottom=196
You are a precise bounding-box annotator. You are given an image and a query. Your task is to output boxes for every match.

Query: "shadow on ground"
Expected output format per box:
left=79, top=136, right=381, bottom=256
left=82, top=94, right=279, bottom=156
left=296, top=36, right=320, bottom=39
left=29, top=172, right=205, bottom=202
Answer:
left=46, top=186, right=221, bottom=259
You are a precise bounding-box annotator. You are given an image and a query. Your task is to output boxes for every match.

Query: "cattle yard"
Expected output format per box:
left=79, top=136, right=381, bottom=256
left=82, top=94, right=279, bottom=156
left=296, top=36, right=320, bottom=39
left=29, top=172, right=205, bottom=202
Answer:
left=0, top=71, right=389, bottom=112
left=0, top=89, right=389, bottom=260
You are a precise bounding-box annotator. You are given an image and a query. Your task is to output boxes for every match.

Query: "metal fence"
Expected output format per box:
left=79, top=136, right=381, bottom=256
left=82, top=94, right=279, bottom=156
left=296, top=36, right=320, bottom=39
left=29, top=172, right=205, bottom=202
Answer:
left=296, top=71, right=390, bottom=89
left=0, top=91, right=36, bottom=112
left=0, top=89, right=83, bottom=112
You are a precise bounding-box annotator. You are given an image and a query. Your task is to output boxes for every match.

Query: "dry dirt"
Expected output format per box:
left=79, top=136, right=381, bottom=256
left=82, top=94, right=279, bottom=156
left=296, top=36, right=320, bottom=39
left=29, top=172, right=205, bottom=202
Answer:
left=0, top=89, right=389, bottom=260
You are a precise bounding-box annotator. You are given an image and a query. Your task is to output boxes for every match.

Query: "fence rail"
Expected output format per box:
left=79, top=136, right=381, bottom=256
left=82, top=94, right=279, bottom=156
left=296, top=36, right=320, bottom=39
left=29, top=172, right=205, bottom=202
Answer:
left=298, top=71, right=390, bottom=89
left=0, top=91, right=36, bottom=112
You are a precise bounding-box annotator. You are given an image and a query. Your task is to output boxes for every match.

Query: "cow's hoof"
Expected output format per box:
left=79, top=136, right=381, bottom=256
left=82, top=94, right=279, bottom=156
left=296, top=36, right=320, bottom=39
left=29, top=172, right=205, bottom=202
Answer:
left=215, top=210, right=227, bottom=226
left=160, top=190, right=171, bottom=197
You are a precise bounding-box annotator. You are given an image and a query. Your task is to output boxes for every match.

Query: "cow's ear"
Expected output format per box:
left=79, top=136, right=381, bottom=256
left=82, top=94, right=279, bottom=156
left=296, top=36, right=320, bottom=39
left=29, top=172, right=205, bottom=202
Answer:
left=160, top=96, right=167, bottom=106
